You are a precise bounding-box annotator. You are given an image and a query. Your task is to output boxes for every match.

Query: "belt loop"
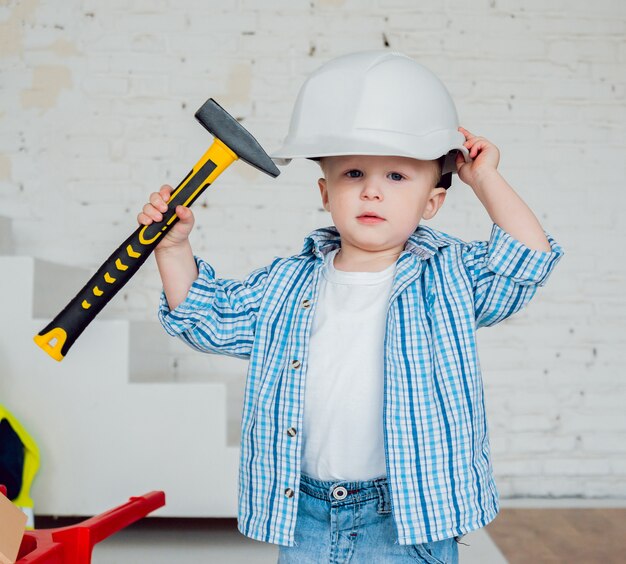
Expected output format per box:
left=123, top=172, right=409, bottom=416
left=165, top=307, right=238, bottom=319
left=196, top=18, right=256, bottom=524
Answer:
left=374, top=479, right=391, bottom=513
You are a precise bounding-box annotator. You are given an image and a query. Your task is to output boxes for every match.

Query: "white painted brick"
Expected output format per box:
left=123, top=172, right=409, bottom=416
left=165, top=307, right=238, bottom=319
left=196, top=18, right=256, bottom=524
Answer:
left=314, top=0, right=378, bottom=10
left=81, top=75, right=130, bottom=96
left=110, top=13, right=187, bottom=33
left=610, top=459, right=626, bottom=475
left=241, top=32, right=317, bottom=57
left=561, top=412, right=626, bottom=433
left=492, top=0, right=583, bottom=14
left=493, top=459, right=543, bottom=476
left=127, top=0, right=169, bottom=11
left=449, top=35, right=546, bottom=62
left=89, top=32, right=164, bottom=53
left=551, top=38, right=619, bottom=63
left=21, top=27, right=75, bottom=50
left=238, top=0, right=308, bottom=10
left=580, top=433, right=626, bottom=454
left=82, top=0, right=149, bottom=11
left=128, top=74, right=170, bottom=97
left=87, top=52, right=180, bottom=74
left=503, top=476, right=585, bottom=498
left=190, top=11, right=258, bottom=31
left=168, top=34, right=240, bottom=61
left=582, top=392, right=626, bottom=411
left=55, top=137, right=110, bottom=158
left=507, top=415, right=560, bottom=433
left=520, top=15, right=625, bottom=35
left=583, top=479, right=626, bottom=497
left=65, top=117, right=125, bottom=137
left=544, top=458, right=610, bottom=476
left=66, top=159, right=130, bottom=182
left=383, top=12, right=448, bottom=31
left=444, top=0, right=499, bottom=11
left=471, top=79, right=547, bottom=101
left=543, top=77, right=624, bottom=101
left=508, top=433, right=577, bottom=454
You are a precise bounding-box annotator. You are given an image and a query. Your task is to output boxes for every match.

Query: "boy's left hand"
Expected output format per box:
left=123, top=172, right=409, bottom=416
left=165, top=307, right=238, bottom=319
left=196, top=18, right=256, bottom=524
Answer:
left=455, top=126, right=500, bottom=189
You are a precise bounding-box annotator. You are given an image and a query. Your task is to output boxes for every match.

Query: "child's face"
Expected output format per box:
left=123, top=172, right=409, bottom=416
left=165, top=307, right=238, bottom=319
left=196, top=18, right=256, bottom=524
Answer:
left=318, top=155, right=446, bottom=257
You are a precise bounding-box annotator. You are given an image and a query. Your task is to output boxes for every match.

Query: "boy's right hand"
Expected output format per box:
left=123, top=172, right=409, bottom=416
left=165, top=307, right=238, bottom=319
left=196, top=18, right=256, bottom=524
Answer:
left=137, top=184, right=195, bottom=252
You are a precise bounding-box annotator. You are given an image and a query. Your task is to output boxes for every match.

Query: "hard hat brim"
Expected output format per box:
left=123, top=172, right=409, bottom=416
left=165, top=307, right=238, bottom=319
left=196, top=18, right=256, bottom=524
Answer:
left=271, top=131, right=470, bottom=176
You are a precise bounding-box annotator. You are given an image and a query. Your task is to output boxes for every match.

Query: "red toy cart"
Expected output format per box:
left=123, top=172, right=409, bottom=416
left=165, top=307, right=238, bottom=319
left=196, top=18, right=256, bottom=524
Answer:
left=13, top=491, right=165, bottom=564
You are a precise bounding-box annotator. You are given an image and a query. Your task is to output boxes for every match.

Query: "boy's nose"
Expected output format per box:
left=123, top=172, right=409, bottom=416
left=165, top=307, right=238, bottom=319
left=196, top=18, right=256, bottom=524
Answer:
left=360, top=180, right=383, bottom=200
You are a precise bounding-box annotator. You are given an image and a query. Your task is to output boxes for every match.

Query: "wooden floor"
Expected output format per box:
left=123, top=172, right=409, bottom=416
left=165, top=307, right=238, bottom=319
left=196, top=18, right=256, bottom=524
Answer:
left=485, top=509, right=626, bottom=563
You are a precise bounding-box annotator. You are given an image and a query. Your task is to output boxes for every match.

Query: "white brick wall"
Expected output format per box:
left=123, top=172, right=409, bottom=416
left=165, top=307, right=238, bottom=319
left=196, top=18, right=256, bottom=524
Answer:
left=2, top=0, right=625, bottom=500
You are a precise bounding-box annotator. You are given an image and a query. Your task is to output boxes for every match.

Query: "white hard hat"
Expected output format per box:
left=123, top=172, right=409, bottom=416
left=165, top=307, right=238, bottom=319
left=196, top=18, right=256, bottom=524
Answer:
left=271, top=50, right=470, bottom=187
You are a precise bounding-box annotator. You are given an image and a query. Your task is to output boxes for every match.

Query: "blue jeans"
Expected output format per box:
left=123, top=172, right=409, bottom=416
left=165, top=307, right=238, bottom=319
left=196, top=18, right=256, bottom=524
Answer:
left=277, top=473, right=459, bottom=563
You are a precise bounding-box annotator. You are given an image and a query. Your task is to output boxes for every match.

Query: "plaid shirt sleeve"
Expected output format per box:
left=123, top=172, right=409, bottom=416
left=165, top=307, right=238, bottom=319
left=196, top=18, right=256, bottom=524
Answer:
left=158, top=256, right=271, bottom=358
left=462, top=223, right=564, bottom=328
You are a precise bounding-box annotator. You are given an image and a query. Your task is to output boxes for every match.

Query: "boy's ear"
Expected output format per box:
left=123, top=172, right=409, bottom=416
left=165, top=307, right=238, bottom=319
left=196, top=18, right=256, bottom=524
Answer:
left=422, top=187, right=447, bottom=220
left=318, top=178, right=330, bottom=211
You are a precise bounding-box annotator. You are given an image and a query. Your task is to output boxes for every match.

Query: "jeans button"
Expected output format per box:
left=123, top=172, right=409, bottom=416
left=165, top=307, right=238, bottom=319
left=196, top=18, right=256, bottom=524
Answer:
left=332, top=486, right=348, bottom=500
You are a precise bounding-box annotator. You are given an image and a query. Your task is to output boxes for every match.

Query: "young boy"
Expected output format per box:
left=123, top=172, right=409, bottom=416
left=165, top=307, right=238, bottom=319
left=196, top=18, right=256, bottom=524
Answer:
left=138, top=51, right=563, bottom=563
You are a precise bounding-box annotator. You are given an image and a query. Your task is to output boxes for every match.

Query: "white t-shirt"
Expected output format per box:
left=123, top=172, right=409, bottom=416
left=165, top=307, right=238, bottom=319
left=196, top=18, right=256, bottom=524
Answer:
left=301, top=248, right=396, bottom=481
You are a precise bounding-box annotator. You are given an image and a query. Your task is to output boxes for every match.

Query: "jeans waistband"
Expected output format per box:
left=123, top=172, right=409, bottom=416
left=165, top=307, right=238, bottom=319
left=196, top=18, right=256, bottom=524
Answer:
left=299, top=473, right=391, bottom=512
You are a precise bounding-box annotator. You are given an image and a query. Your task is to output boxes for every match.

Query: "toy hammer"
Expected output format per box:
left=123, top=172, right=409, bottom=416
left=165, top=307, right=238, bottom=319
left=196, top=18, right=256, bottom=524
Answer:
left=34, top=98, right=280, bottom=361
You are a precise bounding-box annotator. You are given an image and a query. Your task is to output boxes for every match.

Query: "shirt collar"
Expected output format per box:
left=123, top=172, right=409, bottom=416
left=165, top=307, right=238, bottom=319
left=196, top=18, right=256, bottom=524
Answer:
left=300, top=225, right=457, bottom=261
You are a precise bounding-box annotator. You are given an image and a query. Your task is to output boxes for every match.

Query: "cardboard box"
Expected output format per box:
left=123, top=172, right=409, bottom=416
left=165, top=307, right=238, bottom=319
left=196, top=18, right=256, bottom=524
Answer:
left=0, top=493, right=27, bottom=564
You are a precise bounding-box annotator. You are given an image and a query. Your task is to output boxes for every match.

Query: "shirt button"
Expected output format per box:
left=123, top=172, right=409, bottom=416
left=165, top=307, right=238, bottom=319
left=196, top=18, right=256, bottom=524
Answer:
left=285, top=488, right=295, bottom=498
left=287, top=427, right=297, bottom=437
left=301, top=299, right=311, bottom=309
left=291, top=360, right=301, bottom=369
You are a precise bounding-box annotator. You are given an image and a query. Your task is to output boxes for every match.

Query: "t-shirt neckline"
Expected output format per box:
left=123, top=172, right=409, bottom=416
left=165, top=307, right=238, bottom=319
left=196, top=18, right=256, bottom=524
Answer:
left=323, top=248, right=396, bottom=285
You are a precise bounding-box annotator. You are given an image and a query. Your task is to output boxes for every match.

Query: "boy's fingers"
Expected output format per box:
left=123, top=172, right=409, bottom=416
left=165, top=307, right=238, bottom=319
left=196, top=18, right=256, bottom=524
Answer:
left=150, top=191, right=168, bottom=212
left=143, top=202, right=163, bottom=222
left=470, top=144, right=483, bottom=158
left=160, top=184, right=173, bottom=201
left=137, top=212, right=152, bottom=225
left=465, top=138, right=489, bottom=154
left=470, top=140, right=489, bottom=156
left=176, top=205, right=193, bottom=222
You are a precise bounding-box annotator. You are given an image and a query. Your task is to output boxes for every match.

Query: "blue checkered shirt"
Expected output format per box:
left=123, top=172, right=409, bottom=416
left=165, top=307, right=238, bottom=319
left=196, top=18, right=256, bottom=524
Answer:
left=159, top=223, right=564, bottom=546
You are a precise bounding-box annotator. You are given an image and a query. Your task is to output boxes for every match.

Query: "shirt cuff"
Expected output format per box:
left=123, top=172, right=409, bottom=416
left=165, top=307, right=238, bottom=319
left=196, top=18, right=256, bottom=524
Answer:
left=158, top=256, right=216, bottom=336
left=486, top=223, right=564, bottom=286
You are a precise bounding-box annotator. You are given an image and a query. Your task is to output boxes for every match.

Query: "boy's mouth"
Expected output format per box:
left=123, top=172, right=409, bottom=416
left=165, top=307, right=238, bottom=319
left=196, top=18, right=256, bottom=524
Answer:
left=357, top=212, right=385, bottom=224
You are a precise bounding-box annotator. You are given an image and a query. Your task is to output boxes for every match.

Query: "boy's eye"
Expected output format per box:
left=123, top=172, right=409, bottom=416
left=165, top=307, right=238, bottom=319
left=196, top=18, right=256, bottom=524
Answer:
left=346, top=169, right=363, bottom=178
left=388, top=172, right=404, bottom=181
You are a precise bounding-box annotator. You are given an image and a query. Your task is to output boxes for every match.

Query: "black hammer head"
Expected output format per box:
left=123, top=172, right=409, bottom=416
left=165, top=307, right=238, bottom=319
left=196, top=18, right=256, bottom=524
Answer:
left=195, top=98, right=280, bottom=178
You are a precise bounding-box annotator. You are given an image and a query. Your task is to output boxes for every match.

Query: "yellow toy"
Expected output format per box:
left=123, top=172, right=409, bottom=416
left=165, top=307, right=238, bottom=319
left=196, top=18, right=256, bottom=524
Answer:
left=0, top=405, right=40, bottom=529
